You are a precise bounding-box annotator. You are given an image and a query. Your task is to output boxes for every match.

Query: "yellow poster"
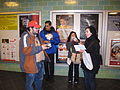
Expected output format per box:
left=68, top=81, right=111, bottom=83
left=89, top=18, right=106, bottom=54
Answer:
left=0, top=15, right=18, bottom=30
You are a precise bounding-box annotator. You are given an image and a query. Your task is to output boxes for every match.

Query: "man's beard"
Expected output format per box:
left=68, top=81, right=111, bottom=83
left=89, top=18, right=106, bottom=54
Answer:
left=32, top=31, right=38, bottom=35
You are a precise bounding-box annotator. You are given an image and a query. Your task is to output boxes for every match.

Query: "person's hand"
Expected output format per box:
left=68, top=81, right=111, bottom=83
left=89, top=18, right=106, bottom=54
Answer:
left=67, top=58, right=71, bottom=65
left=41, top=44, right=50, bottom=50
left=73, top=38, right=78, bottom=42
left=79, top=50, right=85, bottom=53
left=43, top=41, right=50, bottom=43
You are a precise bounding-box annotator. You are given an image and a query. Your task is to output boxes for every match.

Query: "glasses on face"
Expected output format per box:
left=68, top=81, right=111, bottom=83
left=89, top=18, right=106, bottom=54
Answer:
left=45, top=25, right=50, bottom=27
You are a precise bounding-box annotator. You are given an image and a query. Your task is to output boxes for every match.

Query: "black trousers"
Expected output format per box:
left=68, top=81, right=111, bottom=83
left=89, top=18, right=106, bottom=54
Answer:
left=68, top=62, right=79, bottom=81
left=44, top=54, right=54, bottom=78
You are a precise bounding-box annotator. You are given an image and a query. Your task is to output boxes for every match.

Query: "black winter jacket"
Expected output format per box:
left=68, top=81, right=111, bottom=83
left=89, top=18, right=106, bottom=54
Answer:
left=81, top=35, right=101, bottom=74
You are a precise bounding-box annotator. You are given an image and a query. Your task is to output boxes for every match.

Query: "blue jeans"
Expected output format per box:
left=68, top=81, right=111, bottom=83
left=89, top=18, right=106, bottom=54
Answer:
left=83, top=70, right=96, bottom=90
left=25, top=61, right=44, bottom=90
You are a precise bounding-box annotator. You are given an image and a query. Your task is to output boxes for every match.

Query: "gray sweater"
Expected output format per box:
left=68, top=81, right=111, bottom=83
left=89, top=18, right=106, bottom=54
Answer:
left=66, top=42, right=77, bottom=58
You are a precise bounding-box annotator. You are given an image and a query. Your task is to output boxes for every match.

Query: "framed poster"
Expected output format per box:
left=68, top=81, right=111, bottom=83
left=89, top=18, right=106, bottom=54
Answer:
left=56, top=14, right=74, bottom=63
left=110, top=40, right=120, bottom=65
left=105, top=11, right=120, bottom=67
left=105, top=31, right=120, bottom=67
left=0, top=11, right=41, bottom=62
left=51, top=10, right=104, bottom=64
left=19, top=12, right=41, bottom=37
left=56, top=43, right=68, bottom=63
left=108, top=12, right=120, bottom=31
left=51, top=13, right=75, bottom=64
left=56, top=15, right=74, bottom=42
left=80, top=14, right=99, bottom=39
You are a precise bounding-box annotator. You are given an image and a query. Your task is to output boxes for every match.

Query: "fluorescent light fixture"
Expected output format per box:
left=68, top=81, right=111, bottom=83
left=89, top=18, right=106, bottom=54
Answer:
left=109, top=12, right=118, bottom=15
left=4, top=2, right=19, bottom=7
left=65, top=0, right=77, bottom=5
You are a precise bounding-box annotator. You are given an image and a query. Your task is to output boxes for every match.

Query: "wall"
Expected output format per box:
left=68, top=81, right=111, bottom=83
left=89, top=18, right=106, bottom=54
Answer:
left=0, top=0, right=120, bottom=26
left=0, top=0, right=120, bottom=79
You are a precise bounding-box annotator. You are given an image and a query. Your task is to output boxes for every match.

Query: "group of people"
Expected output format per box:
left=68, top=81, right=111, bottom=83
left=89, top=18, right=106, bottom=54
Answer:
left=66, top=26, right=101, bottom=90
left=20, top=20, right=102, bottom=90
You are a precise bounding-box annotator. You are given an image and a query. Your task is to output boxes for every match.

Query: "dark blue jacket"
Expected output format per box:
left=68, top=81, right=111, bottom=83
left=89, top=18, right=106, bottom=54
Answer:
left=40, top=29, right=60, bottom=54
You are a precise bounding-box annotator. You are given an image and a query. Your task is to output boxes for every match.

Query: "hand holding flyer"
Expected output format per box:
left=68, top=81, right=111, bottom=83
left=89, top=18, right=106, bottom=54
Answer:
left=74, top=44, right=86, bottom=51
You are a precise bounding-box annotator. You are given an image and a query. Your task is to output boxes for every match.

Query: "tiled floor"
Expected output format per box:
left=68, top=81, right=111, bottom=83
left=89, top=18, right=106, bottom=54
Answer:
left=0, top=70, right=120, bottom=90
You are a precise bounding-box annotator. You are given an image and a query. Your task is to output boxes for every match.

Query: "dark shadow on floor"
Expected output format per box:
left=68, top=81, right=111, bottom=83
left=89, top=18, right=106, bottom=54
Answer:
left=0, top=70, right=120, bottom=90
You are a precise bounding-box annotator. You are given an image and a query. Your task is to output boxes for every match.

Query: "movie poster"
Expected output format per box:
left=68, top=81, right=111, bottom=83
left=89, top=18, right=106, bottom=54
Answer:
left=56, top=15, right=74, bottom=42
left=19, top=14, right=40, bottom=37
left=108, top=12, right=120, bottom=31
left=110, top=40, right=120, bottom=65
left=80, top=14, right=99, bottom=39
left=56, top=14, right=74, bottom=63
left=57, top=43, right=68, bottom=63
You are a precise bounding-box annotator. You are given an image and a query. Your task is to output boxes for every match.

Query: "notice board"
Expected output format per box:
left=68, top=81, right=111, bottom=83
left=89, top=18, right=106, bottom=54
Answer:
left=0, top=11, right=41, bottom=61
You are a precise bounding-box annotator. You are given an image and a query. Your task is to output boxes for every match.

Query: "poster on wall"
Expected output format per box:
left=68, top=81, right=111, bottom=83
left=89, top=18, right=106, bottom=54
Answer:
left=0, top=15, right=18, bottom=30
left=106, top=31, right=120, bottom=67
left=80, top=14, right=99, bottom=39
left=1, top=38, right=17, bottom=61
left=110, top=40, right=120, bottom=65
left=56, top=15, right=74, bottom=42
left=56, top=43, right=68, bottom=63
left=51, top=11, right=103, bottom=64
left=1, top=39, right=9, bottom=60
left=19, top=14, right=40, bottom=37
left=55, top=14, right=74, bottom=63
left=108, top=12, right=120, bottom=31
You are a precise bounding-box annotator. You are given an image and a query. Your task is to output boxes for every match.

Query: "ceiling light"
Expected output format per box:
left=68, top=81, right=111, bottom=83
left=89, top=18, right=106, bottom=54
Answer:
left=4, top=2, right=19, bottom=7
left=65, top=0, right=77, bottom=5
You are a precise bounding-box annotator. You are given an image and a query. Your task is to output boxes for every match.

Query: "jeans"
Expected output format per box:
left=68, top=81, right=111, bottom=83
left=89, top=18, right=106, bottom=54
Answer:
left=25, top=61, right=44, bottom=90
left=68, top=62, right=79, bottom=82
left=83, top=70, right=96, bottom=90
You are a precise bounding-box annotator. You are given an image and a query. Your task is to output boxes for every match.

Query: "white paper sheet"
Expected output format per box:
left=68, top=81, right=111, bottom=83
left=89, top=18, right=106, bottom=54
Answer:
left=74, top=44, right=86, bottom=51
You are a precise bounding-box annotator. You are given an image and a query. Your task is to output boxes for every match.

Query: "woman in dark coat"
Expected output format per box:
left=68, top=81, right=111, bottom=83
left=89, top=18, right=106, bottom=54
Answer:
left=80, top=26, right=101, bottom=90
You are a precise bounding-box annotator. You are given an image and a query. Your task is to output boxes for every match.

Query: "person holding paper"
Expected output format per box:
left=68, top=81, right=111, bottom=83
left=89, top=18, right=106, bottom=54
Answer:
left=40, top=21, right=60, bottom=80
left=66, top=31, right=80, bottom=84
left=20, top=21, right=50, bottom=90
left=79, top=26, right=101, bottom=90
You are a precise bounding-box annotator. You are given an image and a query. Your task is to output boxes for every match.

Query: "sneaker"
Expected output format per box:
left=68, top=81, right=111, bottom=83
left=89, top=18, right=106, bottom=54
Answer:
left=74, top=81, right=78, bottom=84
left=68, top=80, right=72, bottom=83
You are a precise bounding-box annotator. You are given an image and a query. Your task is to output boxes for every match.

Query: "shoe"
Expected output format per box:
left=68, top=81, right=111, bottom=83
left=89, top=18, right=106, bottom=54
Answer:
left=74, top=81, right=78, bottom=84
left=68, top=80, right=72, bottom=83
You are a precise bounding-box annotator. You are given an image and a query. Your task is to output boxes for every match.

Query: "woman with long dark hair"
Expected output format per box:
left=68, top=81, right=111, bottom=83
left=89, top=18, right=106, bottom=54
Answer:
left=80, top=26, right=101, bottom=90
left=66, top=31, right=80, bottom=84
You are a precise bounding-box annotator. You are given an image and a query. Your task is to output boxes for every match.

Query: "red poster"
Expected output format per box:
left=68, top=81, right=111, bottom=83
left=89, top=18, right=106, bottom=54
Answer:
left=110, top=40, right=120, bottom=65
